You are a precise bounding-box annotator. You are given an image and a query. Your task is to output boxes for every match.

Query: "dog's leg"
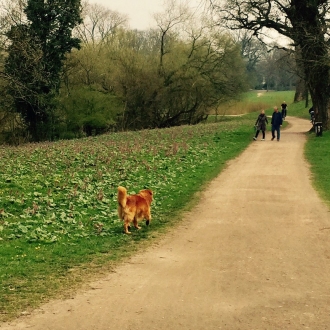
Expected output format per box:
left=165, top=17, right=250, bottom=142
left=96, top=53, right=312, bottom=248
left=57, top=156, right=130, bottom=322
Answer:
left=145, top=212, right=151, bottom=226
left=133, top=218, right=141, bottom=230
left=123, top=216, right=131, bottom=234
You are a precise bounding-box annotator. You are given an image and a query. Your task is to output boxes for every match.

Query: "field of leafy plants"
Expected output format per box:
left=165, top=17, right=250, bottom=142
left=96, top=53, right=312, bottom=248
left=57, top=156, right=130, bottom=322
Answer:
left=0, top=119, right=251, bottom=243
left=0, top=115, right=255, bottom=320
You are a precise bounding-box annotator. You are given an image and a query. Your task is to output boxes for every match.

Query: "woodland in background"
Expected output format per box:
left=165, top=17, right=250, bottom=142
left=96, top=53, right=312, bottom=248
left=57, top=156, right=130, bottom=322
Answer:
left=210, top=0, right=330, bottom=129
left=0, top=0, right=297, bottom=144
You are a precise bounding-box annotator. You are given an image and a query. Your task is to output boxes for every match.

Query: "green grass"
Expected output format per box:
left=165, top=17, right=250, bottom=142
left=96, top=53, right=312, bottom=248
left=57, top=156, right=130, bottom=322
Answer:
left=210, top=90, right=295, bottom=116
left=0, top=114, right=256, bottom=321
left=305, top=130, right=330, bottom=205
left=284, top=99, right=311, bottom=120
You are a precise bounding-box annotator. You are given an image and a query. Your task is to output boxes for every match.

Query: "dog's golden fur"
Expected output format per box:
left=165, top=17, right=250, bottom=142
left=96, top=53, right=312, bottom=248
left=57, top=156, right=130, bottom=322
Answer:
left=117, top=186, right=153, bottom=234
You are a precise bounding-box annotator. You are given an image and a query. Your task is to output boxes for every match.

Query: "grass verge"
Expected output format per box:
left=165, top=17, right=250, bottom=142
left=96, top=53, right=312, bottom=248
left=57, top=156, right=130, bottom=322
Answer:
left=305, top=129, right=330, bottom=206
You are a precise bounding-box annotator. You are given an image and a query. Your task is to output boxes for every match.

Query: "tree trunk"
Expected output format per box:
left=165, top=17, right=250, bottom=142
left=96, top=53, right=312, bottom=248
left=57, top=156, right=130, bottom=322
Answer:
left=293, top=2, right=330, bottom=129
left=293, top=46, right=306, bottom=103
left=294, top=76, right=305, bottom=102
left=307, top=73, right=330, bottom=129
left=301, top=44, right=330, bottom=129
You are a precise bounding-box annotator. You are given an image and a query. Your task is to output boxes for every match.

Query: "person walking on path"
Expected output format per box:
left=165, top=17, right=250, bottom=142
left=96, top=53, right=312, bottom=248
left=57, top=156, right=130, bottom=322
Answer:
left=281, top=101, right=287, bottom=120
left=309, top=106, right=315, bottom=123
left=271, top=106, right=283, bottom=141
left=253, top=109, right=268, bottom=141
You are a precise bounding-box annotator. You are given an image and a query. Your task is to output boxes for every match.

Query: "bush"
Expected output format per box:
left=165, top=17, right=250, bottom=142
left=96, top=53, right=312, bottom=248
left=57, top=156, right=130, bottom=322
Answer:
left=58, top=88, right=123, bottom=137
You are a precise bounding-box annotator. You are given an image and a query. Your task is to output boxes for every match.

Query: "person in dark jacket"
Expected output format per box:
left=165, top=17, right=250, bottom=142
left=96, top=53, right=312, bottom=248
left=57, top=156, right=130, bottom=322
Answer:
left=253, top=109, right=268, bottom=141
left=271, top=106, right=283, bottom=141
left=281, top=101, right=287, bottom=120
left=309, top=106, right=314, bottom=122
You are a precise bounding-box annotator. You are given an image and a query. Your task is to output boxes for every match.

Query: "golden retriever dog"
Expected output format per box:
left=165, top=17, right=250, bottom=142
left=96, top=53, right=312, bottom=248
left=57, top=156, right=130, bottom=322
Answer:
left=117, top=186, right=153, bottom=234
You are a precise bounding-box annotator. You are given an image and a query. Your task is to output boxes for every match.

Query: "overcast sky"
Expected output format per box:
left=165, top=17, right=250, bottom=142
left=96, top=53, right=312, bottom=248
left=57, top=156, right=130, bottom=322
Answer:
left=88, top=0, right=202, bottom=30
left=88, top=0, right=168, bottom=30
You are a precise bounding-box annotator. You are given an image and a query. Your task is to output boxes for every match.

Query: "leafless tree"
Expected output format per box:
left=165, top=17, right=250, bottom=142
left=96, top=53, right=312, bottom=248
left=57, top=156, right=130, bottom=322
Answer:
left=75, top=1, right=128, bottom=46
left=153, top=0, right=192, bottom=73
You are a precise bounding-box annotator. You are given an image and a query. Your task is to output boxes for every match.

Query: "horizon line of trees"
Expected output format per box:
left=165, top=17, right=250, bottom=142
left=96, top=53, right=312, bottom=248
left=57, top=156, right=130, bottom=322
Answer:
left=0, top=0, right=299, bottom=145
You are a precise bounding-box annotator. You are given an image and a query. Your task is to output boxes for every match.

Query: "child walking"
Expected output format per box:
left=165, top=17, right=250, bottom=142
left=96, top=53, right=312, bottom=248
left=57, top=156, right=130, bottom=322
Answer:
left=253, top=110, right=268, bottom=141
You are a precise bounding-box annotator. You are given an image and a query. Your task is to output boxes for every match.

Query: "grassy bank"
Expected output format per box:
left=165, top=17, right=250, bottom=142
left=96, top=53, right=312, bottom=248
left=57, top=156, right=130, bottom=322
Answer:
left=305, top=130, right=330, bottom=206
left=0, top=114, right=256, bottom=321
left=210, top=90, right=295, bottom=116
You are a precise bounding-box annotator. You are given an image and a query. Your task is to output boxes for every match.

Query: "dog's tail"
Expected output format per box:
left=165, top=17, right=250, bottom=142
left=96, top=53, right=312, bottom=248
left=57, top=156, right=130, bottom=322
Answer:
left=117, top=186, right=127, bottom=208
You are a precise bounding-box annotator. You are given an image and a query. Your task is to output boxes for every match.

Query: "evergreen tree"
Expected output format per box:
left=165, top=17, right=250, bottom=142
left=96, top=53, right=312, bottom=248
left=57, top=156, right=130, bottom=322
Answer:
left=5, top=0, right=82, bottom=141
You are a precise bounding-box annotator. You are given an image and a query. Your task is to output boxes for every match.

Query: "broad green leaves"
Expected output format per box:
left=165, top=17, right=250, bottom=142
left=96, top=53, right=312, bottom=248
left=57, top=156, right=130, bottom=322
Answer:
left=0, top=121, right=250, bottom=243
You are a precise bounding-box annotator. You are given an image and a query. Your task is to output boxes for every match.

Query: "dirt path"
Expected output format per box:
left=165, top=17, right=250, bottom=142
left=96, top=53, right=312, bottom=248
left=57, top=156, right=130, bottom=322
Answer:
left=2, top=117, right=330, bottom=330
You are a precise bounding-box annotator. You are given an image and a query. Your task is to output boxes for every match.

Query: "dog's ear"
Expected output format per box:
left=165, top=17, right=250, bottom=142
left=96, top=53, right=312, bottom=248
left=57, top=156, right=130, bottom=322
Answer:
left=143, top=188, right=153, bottom=196
left=143, top=189, right=153, bottom=198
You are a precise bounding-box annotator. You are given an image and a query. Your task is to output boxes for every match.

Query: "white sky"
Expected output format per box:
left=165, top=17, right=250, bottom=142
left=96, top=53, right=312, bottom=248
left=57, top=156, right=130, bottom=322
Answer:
left=88, top=0, right=167, bottom=30
left=86, top=0, right=290, bottom=47
left=88, top=0, right=202, bottom=30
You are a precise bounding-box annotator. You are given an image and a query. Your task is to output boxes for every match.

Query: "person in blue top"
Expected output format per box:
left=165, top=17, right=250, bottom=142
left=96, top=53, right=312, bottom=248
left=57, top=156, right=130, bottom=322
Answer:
left=271, top=106, right=283, bottom=141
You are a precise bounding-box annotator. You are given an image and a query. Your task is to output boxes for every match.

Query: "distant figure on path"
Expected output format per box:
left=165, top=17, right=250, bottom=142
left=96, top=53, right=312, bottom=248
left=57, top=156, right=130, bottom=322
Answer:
left=253, top=109, right=268, bottom=141
left=309, top=106, right=315, bottom=123
left=271, top=106, right=283, bottom=141
left=281, top=101, right=287, bottom=120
